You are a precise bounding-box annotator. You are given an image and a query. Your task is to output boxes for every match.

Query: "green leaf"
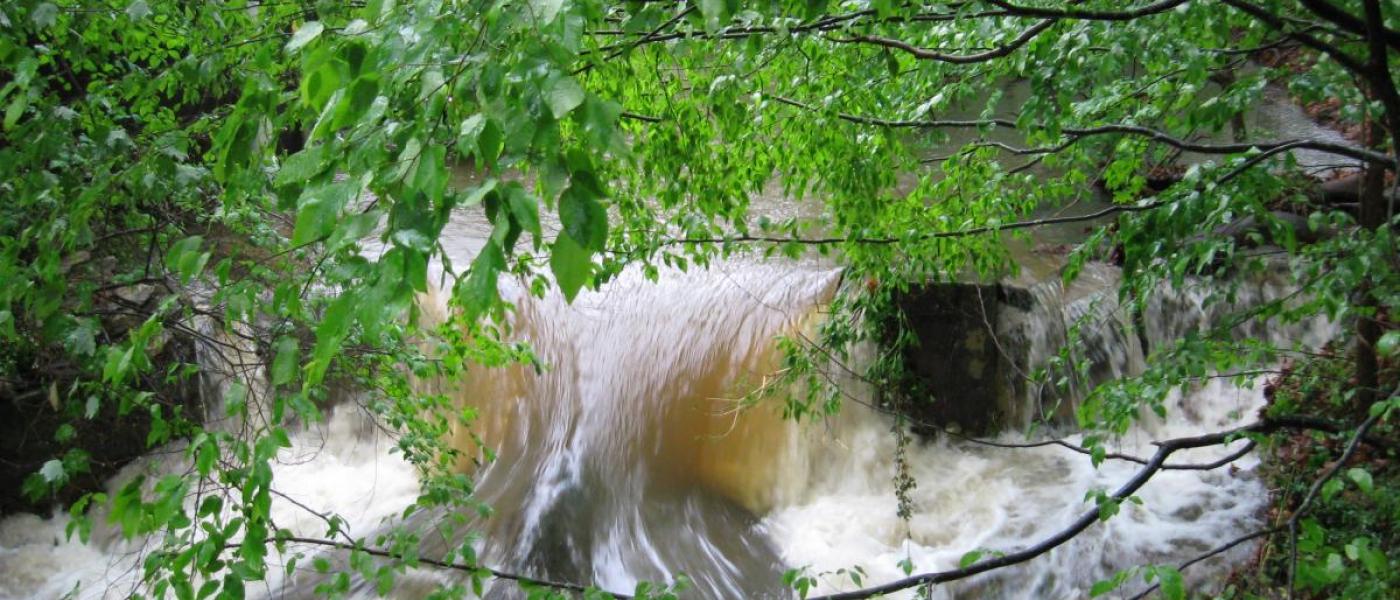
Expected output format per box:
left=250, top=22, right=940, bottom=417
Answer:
left=579, top=97, right=622, bottom=148
left=325, top=210, right=381, bottom=254
left=391, top=229, right=433, bottom=253
left=1096, top=496, right=1120, bottom=521
left=1089, top=578, right=1120, bottom=597
left=1156, top=566, right=1184, bottom=600
left=125, top=0, right=151, bottom=20
left=545, top=75, right=585, bottom=119
left=1378, top=331, right=1399, bottom=359
left=292, top=181, right=357, bottom=245
left=559, top=184, right=608, bottom=251
left=301, top=61, right=342, bottom=111
left=409, top=143, right=446, bottom=203
left=507, top=188, right=542, bottom=243
left=31, top=3, right=58, bottom=28
left=458, top=114, right=485, bottom=157
left=223, top=573, right=245, bottom=600
left=476, top=118, right=503, bottom=168
left=698, top=0, right=728, bottom=30
left=457, top=242, right=506, bottom=318
left=275, top=145, right=330, bottom=187
left=166, top=236, right=210, bottom=284
left=195, top=438, right=216, bottom=476
left=339, top=76, right=380, bottom=127
left=375, top=566, right=394, bottom=596
left=286, top=21, right=325, bottom=53
left=1321, top=478, right=1343, bottom=502
left=896, top=557, right=913, bottom=576
left=307, top=293, right=357, bottom=386
left=529, top=0, right=564, bottom=24
left=391, top=138, right=423, bottom=184
left=1347, top=467, right=1374, bottom=495
left=958, top=550, right=984, bottom=568
left=66, top=321, right=96, bottom=356
left=550, top=234, right=592, bottom=302
left=39, top=459, right=65, bottom=484
left=3, top=94, right=27, bottom=130
left=272, top=336, right=299, bottom=386
left=462, top=179, right=497, bottom=208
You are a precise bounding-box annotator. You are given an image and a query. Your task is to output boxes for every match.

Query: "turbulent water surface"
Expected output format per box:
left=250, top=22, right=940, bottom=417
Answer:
left=0, top=232, right=1333, bottom=600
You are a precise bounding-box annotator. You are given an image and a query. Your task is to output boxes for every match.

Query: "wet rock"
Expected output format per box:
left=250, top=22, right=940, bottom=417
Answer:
left=113, top=283, right=154, bottom=306
left=60, top=250, right=90, bottom=272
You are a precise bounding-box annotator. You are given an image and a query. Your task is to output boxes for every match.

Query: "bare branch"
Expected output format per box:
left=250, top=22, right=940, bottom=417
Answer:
left=806, top=421, right=1275, bottom=600
left=830, top=19, right=1055, bottom=63
left=806, top=405, right=1399, bottom=600
left=1297, top=0, right=1400, bottom=52
left=620, top=110, right=664, bottom=123
left=1130, top=398, right=1394, bottom=600
left=769, top=94, right=1395, bottom=166
left=652, top=200, right=1163, bottom=247
left=575, top=6, right=696, bottom=75
left=984, top=0, right=1192, bottom=21
left=1126, top=527, right=1280, bottom=600
left=1221, top=0, right=1370, bottom=75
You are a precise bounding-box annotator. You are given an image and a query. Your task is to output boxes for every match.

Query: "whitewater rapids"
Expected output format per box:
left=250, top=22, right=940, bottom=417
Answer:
left=0, top=248, right=1336, bottom=600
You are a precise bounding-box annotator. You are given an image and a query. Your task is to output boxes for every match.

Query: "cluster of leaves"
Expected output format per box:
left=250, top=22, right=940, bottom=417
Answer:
left=0, top=0, right=609, bottom=597
left=1237, top=342, right=1399, bottom=599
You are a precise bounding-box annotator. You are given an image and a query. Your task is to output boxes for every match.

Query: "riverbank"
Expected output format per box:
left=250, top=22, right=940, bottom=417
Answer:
left=1216, top=331, right=1398, bottom=599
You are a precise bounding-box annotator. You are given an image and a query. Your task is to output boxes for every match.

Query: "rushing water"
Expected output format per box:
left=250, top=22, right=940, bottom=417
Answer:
left=0, top=237, right=1335, bottom=600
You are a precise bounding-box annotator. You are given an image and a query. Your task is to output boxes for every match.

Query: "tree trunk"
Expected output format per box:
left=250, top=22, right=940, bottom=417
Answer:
left=1354, top=0, right=1396, bottom=410
left=1355, top=164, right=1384, bottom=408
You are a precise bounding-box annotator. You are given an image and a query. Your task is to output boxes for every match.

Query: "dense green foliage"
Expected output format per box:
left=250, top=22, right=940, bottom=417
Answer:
left=1, top=1, right=1397, bottom=598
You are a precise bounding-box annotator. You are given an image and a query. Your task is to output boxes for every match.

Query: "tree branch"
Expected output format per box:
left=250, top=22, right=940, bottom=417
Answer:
left=1125, top=527, right=1280, bottom=600
left=575, top=5, right=696, bottom=75
left=984, top=0, right=1191, bottom=21
left=1297, top=0, right=1400, bottom=52
left=1221, top=0, right=1370, bottom=75
left=769, top=94, right=1395, bottom=166
left=651, top=200, right=1163, bottom=247
left=806, top=421, right=1274, bottom=600
left=1128, top=397, right=1394, bottom=600
left=830, top=18, right=1055, bottom=63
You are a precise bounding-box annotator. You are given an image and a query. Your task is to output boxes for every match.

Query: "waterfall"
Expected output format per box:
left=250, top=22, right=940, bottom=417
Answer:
left=0, top=236, right=1334, bottom=600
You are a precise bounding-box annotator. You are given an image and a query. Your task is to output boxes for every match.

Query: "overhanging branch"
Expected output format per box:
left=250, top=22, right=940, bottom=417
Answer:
left=1130, top=403, right=1393, bottom=600
left=830, top=18, right=1055, bottom=63
left=769, top=94, right=1395, bottom=166
left=650, top=200, right=1163, bottom=247
left=806, top=421, right=1271, bottom=600
left=1221, top=0, right=1371, bottom=75
left=984, top=0, right=1192, bottom=21
left=1297, top=0, right=1400, bottom=52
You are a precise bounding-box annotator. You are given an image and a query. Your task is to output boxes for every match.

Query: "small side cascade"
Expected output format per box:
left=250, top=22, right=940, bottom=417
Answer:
left=896, top=258, right=1331, bottom=436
